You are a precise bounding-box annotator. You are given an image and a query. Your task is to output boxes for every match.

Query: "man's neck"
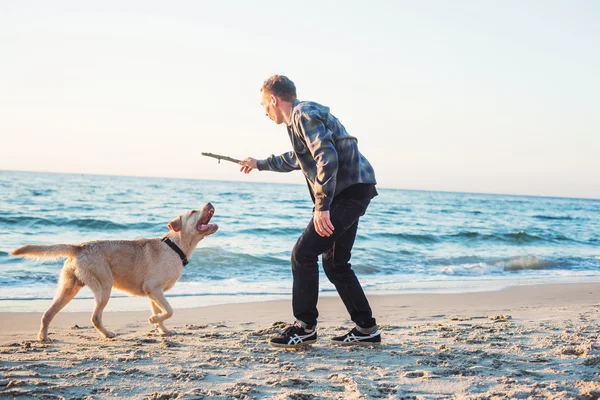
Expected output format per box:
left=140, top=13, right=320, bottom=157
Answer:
left=280, top=99, right=296, bottom=126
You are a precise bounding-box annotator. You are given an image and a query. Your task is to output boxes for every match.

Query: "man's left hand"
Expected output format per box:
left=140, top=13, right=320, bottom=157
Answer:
left=314, top=210, right=335, bottom=237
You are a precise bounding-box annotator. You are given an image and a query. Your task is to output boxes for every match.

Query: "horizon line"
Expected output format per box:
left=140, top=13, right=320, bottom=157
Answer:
left=1, top=168, right=598, bottom=202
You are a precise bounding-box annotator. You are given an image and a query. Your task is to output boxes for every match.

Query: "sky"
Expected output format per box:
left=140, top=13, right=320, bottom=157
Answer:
left=1, top=1, right=599, bottom=199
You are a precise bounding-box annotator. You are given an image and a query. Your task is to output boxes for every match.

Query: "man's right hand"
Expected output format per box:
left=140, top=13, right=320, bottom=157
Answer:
left=239, top=157, right=257, bottom=174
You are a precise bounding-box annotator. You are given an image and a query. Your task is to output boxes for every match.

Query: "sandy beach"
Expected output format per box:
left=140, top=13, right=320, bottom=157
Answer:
left=1, top=283, right=599, bottom=399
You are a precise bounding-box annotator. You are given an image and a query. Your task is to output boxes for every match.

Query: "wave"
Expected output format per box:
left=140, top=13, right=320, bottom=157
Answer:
left=370, top=248, right=415, bottom=256
left=502, top=231, right=543, bottom=242
left=217, top=192, right=254, bottom=200
left=533, top=215, right=573, bottom=221
left=450, top=231, right=543, bottom=242
left=191, top=247, right=285, bottom=266
left=181, top=248, right=287, bottom=281
left=373, top=233, right=439, bottom=244
left=434, top=255, right=557, bottom=276
left=378, top=207, right=411, bottom=215
left=452, top=231, right=480, bottom=239
left=0, top=271, right=59, bottom=286
left=496, top=256, right=555, bottom=271
left=353, top=265, right=381, bottom=274
left=236, top=227, right=300, bottom=236
left=447, top=230, right=576, bottom=244
left=0, top=251, right=23, bottom=264
left=371, top=230, right=560, bottom=244
left=29, top=189, right=54, bottom=196
left=0, top=216, right=157, bottom=231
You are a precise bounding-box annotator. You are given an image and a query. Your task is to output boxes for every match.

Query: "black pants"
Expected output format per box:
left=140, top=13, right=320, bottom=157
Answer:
left=291, top=197, right=376, bottom=329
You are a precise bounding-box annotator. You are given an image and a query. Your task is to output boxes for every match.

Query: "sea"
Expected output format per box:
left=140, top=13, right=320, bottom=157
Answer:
left=1, top=170, right=599, bottom=312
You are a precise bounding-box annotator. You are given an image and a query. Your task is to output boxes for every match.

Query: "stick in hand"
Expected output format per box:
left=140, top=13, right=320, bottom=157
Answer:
left=201, top=152, right=243, bottom=164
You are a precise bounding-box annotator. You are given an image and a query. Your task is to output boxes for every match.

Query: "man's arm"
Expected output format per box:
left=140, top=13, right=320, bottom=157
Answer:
left=239, top=151, right=300, bottom=174
left=257, top=151, right=300, bottom=172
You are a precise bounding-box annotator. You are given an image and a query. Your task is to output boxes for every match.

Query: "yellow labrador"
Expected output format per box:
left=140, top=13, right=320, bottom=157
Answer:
left=10, top=203, right=218, bottom=341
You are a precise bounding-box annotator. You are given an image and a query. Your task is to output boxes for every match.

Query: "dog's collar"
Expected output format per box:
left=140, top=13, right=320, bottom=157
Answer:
left=161, top=237, right=189, bottom=266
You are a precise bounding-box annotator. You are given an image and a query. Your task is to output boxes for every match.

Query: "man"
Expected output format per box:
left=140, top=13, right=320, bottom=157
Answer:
left=240, top=75, right=381, bottom=348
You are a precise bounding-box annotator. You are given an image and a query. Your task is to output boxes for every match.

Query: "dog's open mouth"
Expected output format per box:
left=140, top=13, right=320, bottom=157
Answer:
left=196, top=206, right=218, bottom=233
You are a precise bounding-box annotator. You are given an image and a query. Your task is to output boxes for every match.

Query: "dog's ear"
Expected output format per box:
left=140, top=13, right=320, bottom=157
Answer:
left=168, top=216, right=182, bottom=232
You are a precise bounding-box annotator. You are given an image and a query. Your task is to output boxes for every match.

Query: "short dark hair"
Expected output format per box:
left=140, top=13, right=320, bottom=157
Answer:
left=261, top=75, right=297, bottom=102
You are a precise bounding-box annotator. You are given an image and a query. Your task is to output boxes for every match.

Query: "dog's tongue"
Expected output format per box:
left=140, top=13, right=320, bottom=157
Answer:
left=198, top=223, right=217, bottom=231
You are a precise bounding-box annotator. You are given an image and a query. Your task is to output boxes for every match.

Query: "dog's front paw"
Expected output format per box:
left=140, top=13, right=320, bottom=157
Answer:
left=104, top=331, right=116, bottom=339
left=38, top=329, right=50, bottom=342
left=149, top=316, right=159, bottom=324
left=160, top=329, right=177, bottom=336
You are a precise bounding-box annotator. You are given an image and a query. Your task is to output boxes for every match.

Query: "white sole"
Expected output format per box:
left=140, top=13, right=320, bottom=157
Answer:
left=269, top=339, right=317, bottom=349
left=330, top=340, right=381, bottom=346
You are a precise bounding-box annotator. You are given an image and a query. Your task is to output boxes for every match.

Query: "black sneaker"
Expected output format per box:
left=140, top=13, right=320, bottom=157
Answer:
left=269, top=323, right=317, bottom=348
left=331, top=327, right=382, bottom=345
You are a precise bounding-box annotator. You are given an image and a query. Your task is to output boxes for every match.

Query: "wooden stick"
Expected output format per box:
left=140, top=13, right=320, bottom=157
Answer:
left=201, top=152, right=243, bottom=164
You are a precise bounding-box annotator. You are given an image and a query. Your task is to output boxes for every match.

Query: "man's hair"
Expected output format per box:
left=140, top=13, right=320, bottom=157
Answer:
left=261, top=75, right=297, bottom=102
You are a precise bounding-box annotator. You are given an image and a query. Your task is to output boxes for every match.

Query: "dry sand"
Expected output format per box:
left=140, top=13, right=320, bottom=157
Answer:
left=1, top=283, right=599, bottom=399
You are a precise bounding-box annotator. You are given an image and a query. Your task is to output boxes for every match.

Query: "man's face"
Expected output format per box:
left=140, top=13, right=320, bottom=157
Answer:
left=260, top=91, right=283, bottom=125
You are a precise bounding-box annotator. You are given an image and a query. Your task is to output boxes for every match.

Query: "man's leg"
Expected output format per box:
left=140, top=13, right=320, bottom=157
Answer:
left=322, top=218, right=376, bottom=330
left=291, top=222, right=334, bottom=329
left=291, top=198, right=373, bottom=329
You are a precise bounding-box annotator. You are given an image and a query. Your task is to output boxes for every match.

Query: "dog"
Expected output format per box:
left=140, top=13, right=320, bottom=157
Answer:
left=10, top=203, right=218, bottom=341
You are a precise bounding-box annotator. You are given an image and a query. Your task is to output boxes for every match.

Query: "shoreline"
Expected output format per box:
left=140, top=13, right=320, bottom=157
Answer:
left=3, top=275, right=600, bottom=313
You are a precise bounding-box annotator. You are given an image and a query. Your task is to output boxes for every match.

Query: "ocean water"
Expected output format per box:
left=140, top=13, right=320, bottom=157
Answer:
left=1, top=170, right=599, bottom=312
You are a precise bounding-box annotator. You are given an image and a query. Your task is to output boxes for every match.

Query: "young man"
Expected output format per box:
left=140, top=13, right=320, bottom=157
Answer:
left=240, top=75, right=381, bottom=348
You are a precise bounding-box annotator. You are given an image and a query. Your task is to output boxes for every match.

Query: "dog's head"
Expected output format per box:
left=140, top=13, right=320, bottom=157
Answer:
left=168, top=203, right=218, bottom=239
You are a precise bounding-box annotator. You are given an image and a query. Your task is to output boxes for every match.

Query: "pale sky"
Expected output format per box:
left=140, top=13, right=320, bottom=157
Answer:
left=1, top=1, right=599, bottom=199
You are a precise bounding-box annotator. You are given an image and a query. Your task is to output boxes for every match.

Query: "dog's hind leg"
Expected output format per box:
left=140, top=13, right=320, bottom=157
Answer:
left=39, top=263, right=83, bottom=341
left=149, top=299, right=177, bottom=335
left=84, top=270, right=115, bottom=339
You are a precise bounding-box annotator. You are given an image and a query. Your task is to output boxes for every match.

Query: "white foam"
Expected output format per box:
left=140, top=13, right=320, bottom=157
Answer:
left=495, top=255, right=552, bottom=271
left=435, top=262, right=497, bottom=276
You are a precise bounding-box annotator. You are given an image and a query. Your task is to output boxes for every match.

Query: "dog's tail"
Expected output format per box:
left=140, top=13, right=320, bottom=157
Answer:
left=10, top=244, right=81, bottom=261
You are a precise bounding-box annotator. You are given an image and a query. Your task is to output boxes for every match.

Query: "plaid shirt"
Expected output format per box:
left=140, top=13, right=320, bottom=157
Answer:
left=257, top=99, right=377, bottom=211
